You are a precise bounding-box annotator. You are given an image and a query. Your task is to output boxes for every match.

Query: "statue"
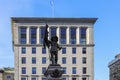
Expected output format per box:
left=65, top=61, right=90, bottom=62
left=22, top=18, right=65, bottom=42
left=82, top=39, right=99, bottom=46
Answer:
left=43, top=24, right=62, bottom=64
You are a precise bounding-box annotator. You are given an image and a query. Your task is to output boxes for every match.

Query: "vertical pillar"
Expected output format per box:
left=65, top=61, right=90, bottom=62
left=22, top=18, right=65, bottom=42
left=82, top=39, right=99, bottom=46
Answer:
left=57, top=27, right=60, bottom=43
left=66, top=27, right=70, bottom=44
left=86, top=27, right=93, bottom=45
left=37, top=27, right=40, bottom=44
left=76, top=27, right=80, bottom=44
left=68, top=75, right=71, bottom=80
left=27, top=27, right=30, bottom=44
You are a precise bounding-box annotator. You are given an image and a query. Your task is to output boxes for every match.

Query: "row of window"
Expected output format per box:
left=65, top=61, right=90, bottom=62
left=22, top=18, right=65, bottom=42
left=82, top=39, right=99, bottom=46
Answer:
left=21, top=67, right=87, bottom=75
left=21, top=57, right=87, bottom=64
left=21, top=77, right=87, bottom=80
left=21, top=47, right=86, bottom=54
left=20, top=27, right=87, bottom=45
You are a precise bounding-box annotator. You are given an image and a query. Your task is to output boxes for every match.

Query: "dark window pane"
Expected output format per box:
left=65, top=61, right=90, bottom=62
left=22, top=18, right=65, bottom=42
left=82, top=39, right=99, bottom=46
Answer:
left=80, top=28, right=87, bottom=44
left=20, top=27, right=26, bottom=44
left=42, top=48, right=46, bottom=54
left=72, top=48, right=76, bottom=54
left=32, top=48, right=36, bottom=54
left=32, top=57, right=36, bottom=64
left=42, top=78, right=46, bottom=80
left=72, top=67, right=76, bottom=74
left=31, top=78, right=36, bottom=80
left=40, top=27, right=45, bottom=44
left=72, top=78, right=76, bottom=80
left=42, top=57, right=46, bottom=64
left=70, top=27, right=76, bottom=44
left=32, top=67, right=36, bottom=74
left=62, top=48, right=66, bottom=54
left=82, top=57, right=86, bottom=64
left=31, top=28, right=37, bottom=44
left=82, top=67, right=86, bottom=74
left=22, top=67, right=26, bottom=74
left=21, top=78, right=26, bottom=80
left=62, top=57, right=66, bottom=64
left=62, top=78, right=66, bottom=80
left=21, top=57, right=26, bottom=64
left=22, top=48, right=26, bottom=54
left=63, top=67, right=66, bottom=74
left=82, top=48, right=86, bottom=54
left=72, top=57, right=76, bottom=64
left=42, top=67, right=46, bottom=74
left=51, top=27, right=57, bottom=37
left=82, top=78, right=87, bottom=80
left=60, top=27, right=66, bottom=44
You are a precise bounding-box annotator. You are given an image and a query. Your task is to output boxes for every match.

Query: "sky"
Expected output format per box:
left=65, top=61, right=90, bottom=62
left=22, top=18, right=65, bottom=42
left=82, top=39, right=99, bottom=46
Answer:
left=0, top=0, right=120, bottom=80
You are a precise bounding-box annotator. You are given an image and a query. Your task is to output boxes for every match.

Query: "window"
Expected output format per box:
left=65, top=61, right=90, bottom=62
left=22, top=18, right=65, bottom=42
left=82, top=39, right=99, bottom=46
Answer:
left=21, top=78, right=26, bottom=80
left=42, top=78, right=46, bottom=80
left=72, top=57, right=76, bottom=64
left=63, top=67, right=66, bottom=74
left=60, top=27, right=66, bottom=44
left=21, top=57, right=26, bottom=64
left=62, top=78, right=66, bottom=80
left=32, top=48, right=36, bottom=54
left=72, top=78, right=76, bottom=80
left=72, top=48, right=76, bottom=54
left=22, top=48, right=26, bottom=54
left=82, top=57, right=86, bottom=64
left=50, top=27, right=57, bottom=37
left=82, top=48, right=86, bottom=54
left=20, top=27, right=27, bottom=44
left=32, top=67, right=36, bottom=74
left=32, top=57, right=36, bottom=64
left=70, top=27, right=76, bottom=44
left=72, top=67, right=76, bottom=74
left=7, top=75, right=11, bottom=79
left=82, top=67, right=87, bottom=74
left=30, top=28, right=37, bottom=44
left=42, top=67, right=46, bottom=74
left=40, top=27, right=45, bottom=44
left=62, top=48, right=66, bottom=54
left=80, top=28, right=87, bottom=45
left=42, top=48, right=46, bottom=54
left=42, top=57, right=46, bottom=64
left=22, top=67, right=26, bottom=74
left=31, top=78, right=36, bottom=80
left=62, top=57, right=66, bottom=64
left=82, top=78, right=87, bottom=80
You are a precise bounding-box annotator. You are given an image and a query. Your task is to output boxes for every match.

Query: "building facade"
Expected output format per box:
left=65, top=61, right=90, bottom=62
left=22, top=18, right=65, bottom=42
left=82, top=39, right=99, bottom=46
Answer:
left=11, top=17, right=97, bottom=80
left=0, top=67, right=14, bottom=80
left=108, top=53, right=120, bottom=80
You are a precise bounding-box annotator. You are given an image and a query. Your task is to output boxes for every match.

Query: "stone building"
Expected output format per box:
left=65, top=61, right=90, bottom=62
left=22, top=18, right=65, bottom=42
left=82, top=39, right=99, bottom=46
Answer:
left=0, top=67, right=14, bottom=80
left=11, top=17, right=97, bottom=80
left=108, top=53, right=120, bottom=80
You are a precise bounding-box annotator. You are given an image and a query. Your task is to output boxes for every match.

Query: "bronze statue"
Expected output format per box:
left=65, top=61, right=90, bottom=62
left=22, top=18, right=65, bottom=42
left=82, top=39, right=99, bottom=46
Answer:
left=43, top=24, right=61, bottom=64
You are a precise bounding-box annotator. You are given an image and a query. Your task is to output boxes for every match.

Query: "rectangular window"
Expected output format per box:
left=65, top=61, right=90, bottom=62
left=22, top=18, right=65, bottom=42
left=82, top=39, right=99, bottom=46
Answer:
left=63, top=67, right=66, bottom=74
left=62, top=78, right=66, bottom=80
left=22, top=67, right=26, bottom=74
left=82, top=57, right=86, bottom=64
left=22, top=48, right=26, bottom=54
left=42, top=48, right=46, bottom=54
left=60, top=27, right=66, bottom=44
left=20, top=27, right=27, bottom=44
left=32, top=57, right=36, bottom=64
left=72, top=48, right=76, bottom=54
left=62, top=48, right=66, bottom=54
left=72, top=78, right=76, bottom=80
left=21, top=78, right=26, bottom=80
left=7, top=76, right=11, bottom=79
left=80, top=28, right=87, bottom=45
left=32, top=67, right=36, bottom=74
left=42, top=67, right=46, bottom=74
left=32, top=48, right=36, bottom=54
left=21, top=57, right=26, bottom=64
left=82, top=48, right=86, bottom=54
left=70, top=27, right=76, bottom=44
left=40, top=27, right=45, bottom=44
left=30, top=28, right=37, bottom=44
left=31, top=78, right=36, bottom=80
left=62, top=57, right=66, bottom=64
left=42, top=57, right=46, bottom=64
left=42, top=78, right=46, bottom=80
left=82, top=78, right=87, bottom=80
left=50, top=27, right=57, bottom=37
left=72, top=57, right=76, bottom=64
left=72, top=67, right=76, bottom=74
left=82, top=67, right=87, bottom=74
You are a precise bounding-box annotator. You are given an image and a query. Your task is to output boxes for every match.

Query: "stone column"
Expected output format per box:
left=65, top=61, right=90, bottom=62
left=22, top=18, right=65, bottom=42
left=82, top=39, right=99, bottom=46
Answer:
left=57, top=27, right=60, bottom=43
left=86, top=27, right=93, bottom=45
left=66, top=27, right=70, bottom=44
left=37, top=27, right=40, bottom=44
left=27, top=27, right=30, bottom=44
left=76, top=27, right=80, bottom=44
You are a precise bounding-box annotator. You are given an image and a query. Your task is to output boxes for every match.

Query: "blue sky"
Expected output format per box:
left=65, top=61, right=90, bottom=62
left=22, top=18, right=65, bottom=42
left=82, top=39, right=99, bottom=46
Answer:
left=0, top=0, right=120, bottom=80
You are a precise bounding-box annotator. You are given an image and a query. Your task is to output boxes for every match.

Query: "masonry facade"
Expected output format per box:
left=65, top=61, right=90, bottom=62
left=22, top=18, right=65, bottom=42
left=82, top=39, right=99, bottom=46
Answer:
left=108, top=54, right=120, bottom=80
left=11, top=18, right=97, bottom=80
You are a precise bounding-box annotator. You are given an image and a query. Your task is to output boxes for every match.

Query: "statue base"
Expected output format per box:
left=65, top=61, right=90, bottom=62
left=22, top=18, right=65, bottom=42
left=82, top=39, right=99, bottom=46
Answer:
left=44, top=64, right=64, bottom=80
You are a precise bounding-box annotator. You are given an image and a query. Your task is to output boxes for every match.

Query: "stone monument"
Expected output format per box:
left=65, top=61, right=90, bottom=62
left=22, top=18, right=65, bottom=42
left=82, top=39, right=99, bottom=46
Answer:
left=43, top=24, right=64, bottom=80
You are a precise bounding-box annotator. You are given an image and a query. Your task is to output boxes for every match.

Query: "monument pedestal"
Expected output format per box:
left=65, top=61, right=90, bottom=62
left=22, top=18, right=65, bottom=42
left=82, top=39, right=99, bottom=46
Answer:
left=44, top=64, right=64, bottom=80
